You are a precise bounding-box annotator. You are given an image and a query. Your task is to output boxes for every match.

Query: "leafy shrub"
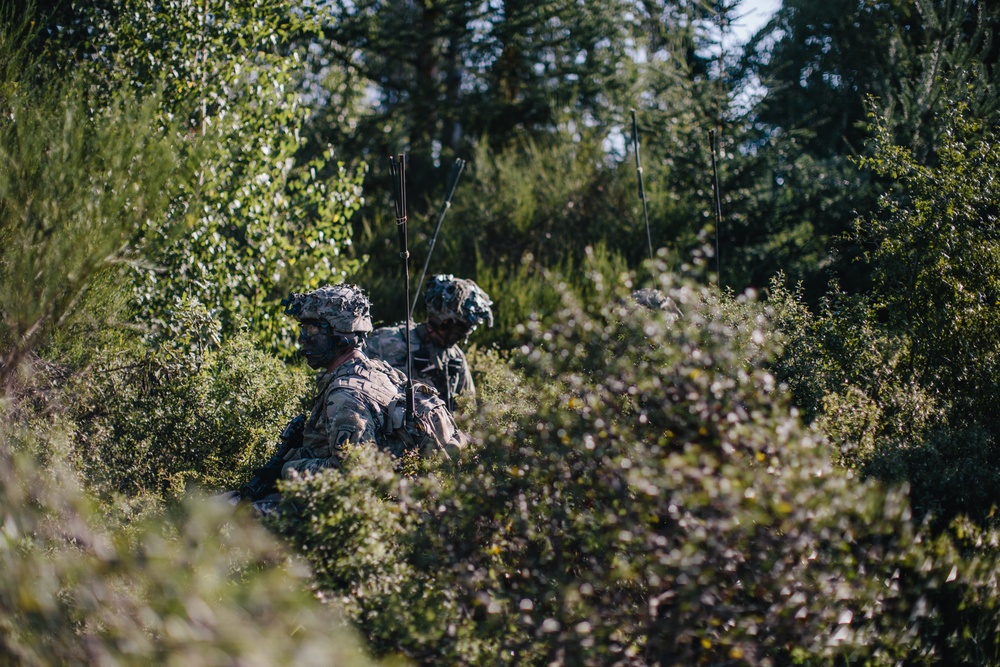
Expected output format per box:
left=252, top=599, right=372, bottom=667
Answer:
left=0, top=418, right=384, bottom=667
left=41, top=0, right=366, bottom=355
left=62, top=301, right=310, bottom=501
left=462, top=344, right=534, bottom=425
left=760, top=105, right=1000, bottom=529
left=0, top=21, right=177, bottom=390
left=764, top=278, right=945, bottom=464
left=472, top=245, right=635, bottom=350
left=272, top=264, right=1000, bottom=665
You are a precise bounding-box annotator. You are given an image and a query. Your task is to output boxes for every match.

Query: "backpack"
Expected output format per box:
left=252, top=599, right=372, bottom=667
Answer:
left=382, top=381, right=469, bottom=460
left=349, top=356, right=467, bottom=460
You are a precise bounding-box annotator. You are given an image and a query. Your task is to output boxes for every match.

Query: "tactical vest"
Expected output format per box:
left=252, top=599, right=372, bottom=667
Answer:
left=329, top=357, right=468, bottom=461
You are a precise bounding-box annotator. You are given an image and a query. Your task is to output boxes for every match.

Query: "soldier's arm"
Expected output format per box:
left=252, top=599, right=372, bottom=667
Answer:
left=281, top=389, right=378, bottom=476
left=326, top=390, right=379, bottom=449
left=453, top=348, right=476, bottom=403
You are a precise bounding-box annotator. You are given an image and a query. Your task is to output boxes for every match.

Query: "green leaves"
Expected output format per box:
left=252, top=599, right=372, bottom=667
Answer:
left=0, top=438, right=383, bottom=666
left=857, top=102, right=1000, bottom=413
left=44, top=0, right=365, bottom=354
left=273, top=263, right=1000, bottom=665
left=0, top=51, right=177, bottom=391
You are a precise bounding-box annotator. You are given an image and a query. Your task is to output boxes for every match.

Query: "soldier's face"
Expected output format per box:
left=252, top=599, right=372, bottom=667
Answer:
left=427, top=317, right=474, bottom=348
left=298, top=320, right=335, bottom=368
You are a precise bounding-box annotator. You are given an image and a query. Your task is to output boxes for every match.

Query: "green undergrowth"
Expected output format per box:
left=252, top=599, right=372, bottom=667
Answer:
left=267, top=269, right=1000, bottom=666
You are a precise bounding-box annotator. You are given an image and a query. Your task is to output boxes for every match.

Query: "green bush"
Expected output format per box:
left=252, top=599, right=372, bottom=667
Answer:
left=41, top=0, right=366, bottom=355
left=62, top=305, right=310, bottom=501
left=758, top=104, right=1000, bottom=529
left=0, top=24, right=177, bottom=390
left=271, top=264, right=1000, bottom=665
left=0, top=417, right=384, bottom=666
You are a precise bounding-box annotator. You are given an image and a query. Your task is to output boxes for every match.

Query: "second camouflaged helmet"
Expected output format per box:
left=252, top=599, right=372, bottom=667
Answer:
left=283, top=283, right=374, bottom=333
left=631, top=287, right=681, bottom=317
left=424, top=275, right=494, bottom=328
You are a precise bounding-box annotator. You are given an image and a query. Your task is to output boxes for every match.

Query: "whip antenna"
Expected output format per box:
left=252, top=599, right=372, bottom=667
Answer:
left=631, top=109, right=654, bottom=261
left=389, top=154, right=415, bottom=422
left=412, top=157, right=466, bottom=314
left=709, top=129, right=723, bottom=282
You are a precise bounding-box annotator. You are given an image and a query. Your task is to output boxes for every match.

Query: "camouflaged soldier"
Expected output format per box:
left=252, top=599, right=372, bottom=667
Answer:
left=632, top=287, right=681, bottom=318
left=366, top=275, right=493, bottom=411
left=235, top=283, right=465, bottom=513
left=281, top=285, right=464, bottom=477
left=274, top=283, right=404, bottom=478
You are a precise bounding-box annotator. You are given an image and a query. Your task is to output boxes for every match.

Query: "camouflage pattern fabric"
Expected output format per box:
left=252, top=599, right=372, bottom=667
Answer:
left=280, top=351, right=400, bottom=476
left=424, top=275, right=493, bottom=327
left=366, top=322, right=475, bottom=407
left=383, top=381, right=468, bottom=460
left=283, top=283, right=374, bottom=333
left=279, top=350, right=467, bottom=477
left=632, top=287, right=681, bottom=317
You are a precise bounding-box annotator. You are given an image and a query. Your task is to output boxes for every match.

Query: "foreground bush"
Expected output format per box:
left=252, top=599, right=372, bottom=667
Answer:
left=273, top=269, right=1000, bottom=666
left=59, top=305, right=310, bottom=501
left=763, top=104, right=1000, bottom=530
left=0, top=416, right=383, bottom=666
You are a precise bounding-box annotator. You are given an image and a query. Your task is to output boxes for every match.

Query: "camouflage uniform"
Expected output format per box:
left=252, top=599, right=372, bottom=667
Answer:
left=632, top=287, right=681, bottom=317
left=281, top=350, right=406, bottom=476
left=366, top=275, right=493, bottom=410
left=234, top=283, right=467, bottom=513
left=365, top=322, right=474, bottom=407
left=279, top=284, right=404, bottom=477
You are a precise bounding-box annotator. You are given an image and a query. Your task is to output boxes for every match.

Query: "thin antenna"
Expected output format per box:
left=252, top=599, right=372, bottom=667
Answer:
left=631, top=109, right=654, bottom=261
left=709, top=129, right=723, bottom=282
left=389, top=154, right=415, bottom=423
left=412, top=157, right=466, bottom=315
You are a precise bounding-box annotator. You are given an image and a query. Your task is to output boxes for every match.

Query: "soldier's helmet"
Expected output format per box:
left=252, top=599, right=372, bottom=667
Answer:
left=631, top=287, right=681, bottom=316
left=424, top=275, right=494, bottom=328
left=283, top=283, right=374, bottom=333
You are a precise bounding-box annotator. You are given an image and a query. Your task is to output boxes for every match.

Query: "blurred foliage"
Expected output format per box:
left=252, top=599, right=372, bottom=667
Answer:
left=272, top=262, right=1000, bottom=665
left=0, top=17, right=383, bottom=661
left=8, top=0, right=1000, bottom=664
left=0, top=420, right=384, bottom=666
left=0, top=14, right=177, bottom=390
left=762, top=101, right=1000, bottom=530
left=60, top=305, right=311, bottom=501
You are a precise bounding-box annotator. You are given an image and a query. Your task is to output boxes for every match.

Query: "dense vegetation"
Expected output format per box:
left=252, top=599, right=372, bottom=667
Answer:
left=4, top=0, right=1000, bottom=664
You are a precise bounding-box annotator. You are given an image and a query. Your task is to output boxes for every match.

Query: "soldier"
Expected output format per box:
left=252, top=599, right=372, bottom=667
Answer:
left=237, top=283, right=464, bottom=512
left=632, top=287, right=681, bottom=318
left=366, top=274, right=493, bottom=411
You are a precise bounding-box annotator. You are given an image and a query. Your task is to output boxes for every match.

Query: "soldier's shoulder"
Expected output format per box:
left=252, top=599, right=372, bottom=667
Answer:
left=369, top=322, right=410, bottom=340
left=327, top=355, right=401, bottom=406
left=329, top=354, right=394, bottom=379
left=366, top=323, right=412, bottom=360
left=359, top=354, right=404, bottom=379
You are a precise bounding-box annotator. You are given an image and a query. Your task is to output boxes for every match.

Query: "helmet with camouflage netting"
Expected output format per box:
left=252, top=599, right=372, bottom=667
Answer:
left=283, top=283, right=374, bottom=333
left=424, top=274, right=494, bottom=328
left=631, top=287, right=681, bottom=317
